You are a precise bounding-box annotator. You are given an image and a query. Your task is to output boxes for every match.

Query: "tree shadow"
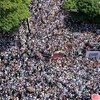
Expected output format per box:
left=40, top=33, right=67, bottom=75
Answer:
left=0, top=32, right=16, bottom=52
left=63, top=11, right=100, bottom=34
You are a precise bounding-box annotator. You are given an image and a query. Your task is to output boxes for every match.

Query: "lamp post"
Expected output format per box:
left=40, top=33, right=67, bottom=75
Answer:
left=26, top=18, right=31, bottom=35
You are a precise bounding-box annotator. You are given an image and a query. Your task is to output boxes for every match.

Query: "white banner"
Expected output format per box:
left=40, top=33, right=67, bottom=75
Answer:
left=86, top=51, right=100, bottom=60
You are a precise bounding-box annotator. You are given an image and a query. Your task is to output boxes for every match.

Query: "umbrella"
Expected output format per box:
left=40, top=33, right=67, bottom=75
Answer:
left=91, top=94, right=100, bottom=100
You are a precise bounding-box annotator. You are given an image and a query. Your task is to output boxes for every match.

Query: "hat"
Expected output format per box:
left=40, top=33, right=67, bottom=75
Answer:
left=97, top=60, right=100, bottom=64
left=26, top=86, right=34, bottom=92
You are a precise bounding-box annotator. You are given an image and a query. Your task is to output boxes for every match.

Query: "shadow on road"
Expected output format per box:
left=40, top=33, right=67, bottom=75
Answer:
left=0, top=32, right=16, bottom=52
left=63, top=11, right=100, bottom=33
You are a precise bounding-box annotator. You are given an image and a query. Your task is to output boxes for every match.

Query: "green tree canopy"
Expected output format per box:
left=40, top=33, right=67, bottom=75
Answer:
left=76, top=0, right=100, bottom=17
left=0, top=0, right=31, bottom=32
left=63, top=0, right=100, bottom=22
left=63, top=0, right=77, bottom=10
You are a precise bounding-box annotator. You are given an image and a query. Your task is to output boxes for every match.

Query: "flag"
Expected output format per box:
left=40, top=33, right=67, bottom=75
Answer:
left=54, top=50, right=65, bottom=54
left=52, top=50, right=65, bottom=59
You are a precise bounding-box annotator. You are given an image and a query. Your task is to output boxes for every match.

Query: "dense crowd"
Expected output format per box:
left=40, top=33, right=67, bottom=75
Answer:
left=0, top=0, right=100, bottom=100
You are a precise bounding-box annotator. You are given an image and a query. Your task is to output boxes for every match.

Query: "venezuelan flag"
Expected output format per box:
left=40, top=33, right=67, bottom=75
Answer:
left=54, top=50, right=65, bottom=54
left=52, top=50, right=65, bottom=59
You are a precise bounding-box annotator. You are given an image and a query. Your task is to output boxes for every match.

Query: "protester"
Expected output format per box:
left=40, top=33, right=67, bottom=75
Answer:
left=0, top=0, right=100, bottom=99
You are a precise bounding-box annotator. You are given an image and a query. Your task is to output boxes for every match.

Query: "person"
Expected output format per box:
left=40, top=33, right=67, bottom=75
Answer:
left=0, top=0, right=99, bottom=99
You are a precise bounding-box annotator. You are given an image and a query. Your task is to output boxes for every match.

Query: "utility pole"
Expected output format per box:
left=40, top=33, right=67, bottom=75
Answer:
left=26, top=18, right=31, bottom=35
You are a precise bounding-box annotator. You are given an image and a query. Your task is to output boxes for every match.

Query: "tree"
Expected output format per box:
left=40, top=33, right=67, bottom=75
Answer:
left=63, top=0, right=100, bottom=23
left=63, top=0, right=77, bottom=10
left=0, top=0, right=31, bottom=32
left=76, top=0, right=100, bottom=17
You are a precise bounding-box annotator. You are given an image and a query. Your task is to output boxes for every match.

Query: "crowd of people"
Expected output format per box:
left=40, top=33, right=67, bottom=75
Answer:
left=0, top=0, right=100, bottom=100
